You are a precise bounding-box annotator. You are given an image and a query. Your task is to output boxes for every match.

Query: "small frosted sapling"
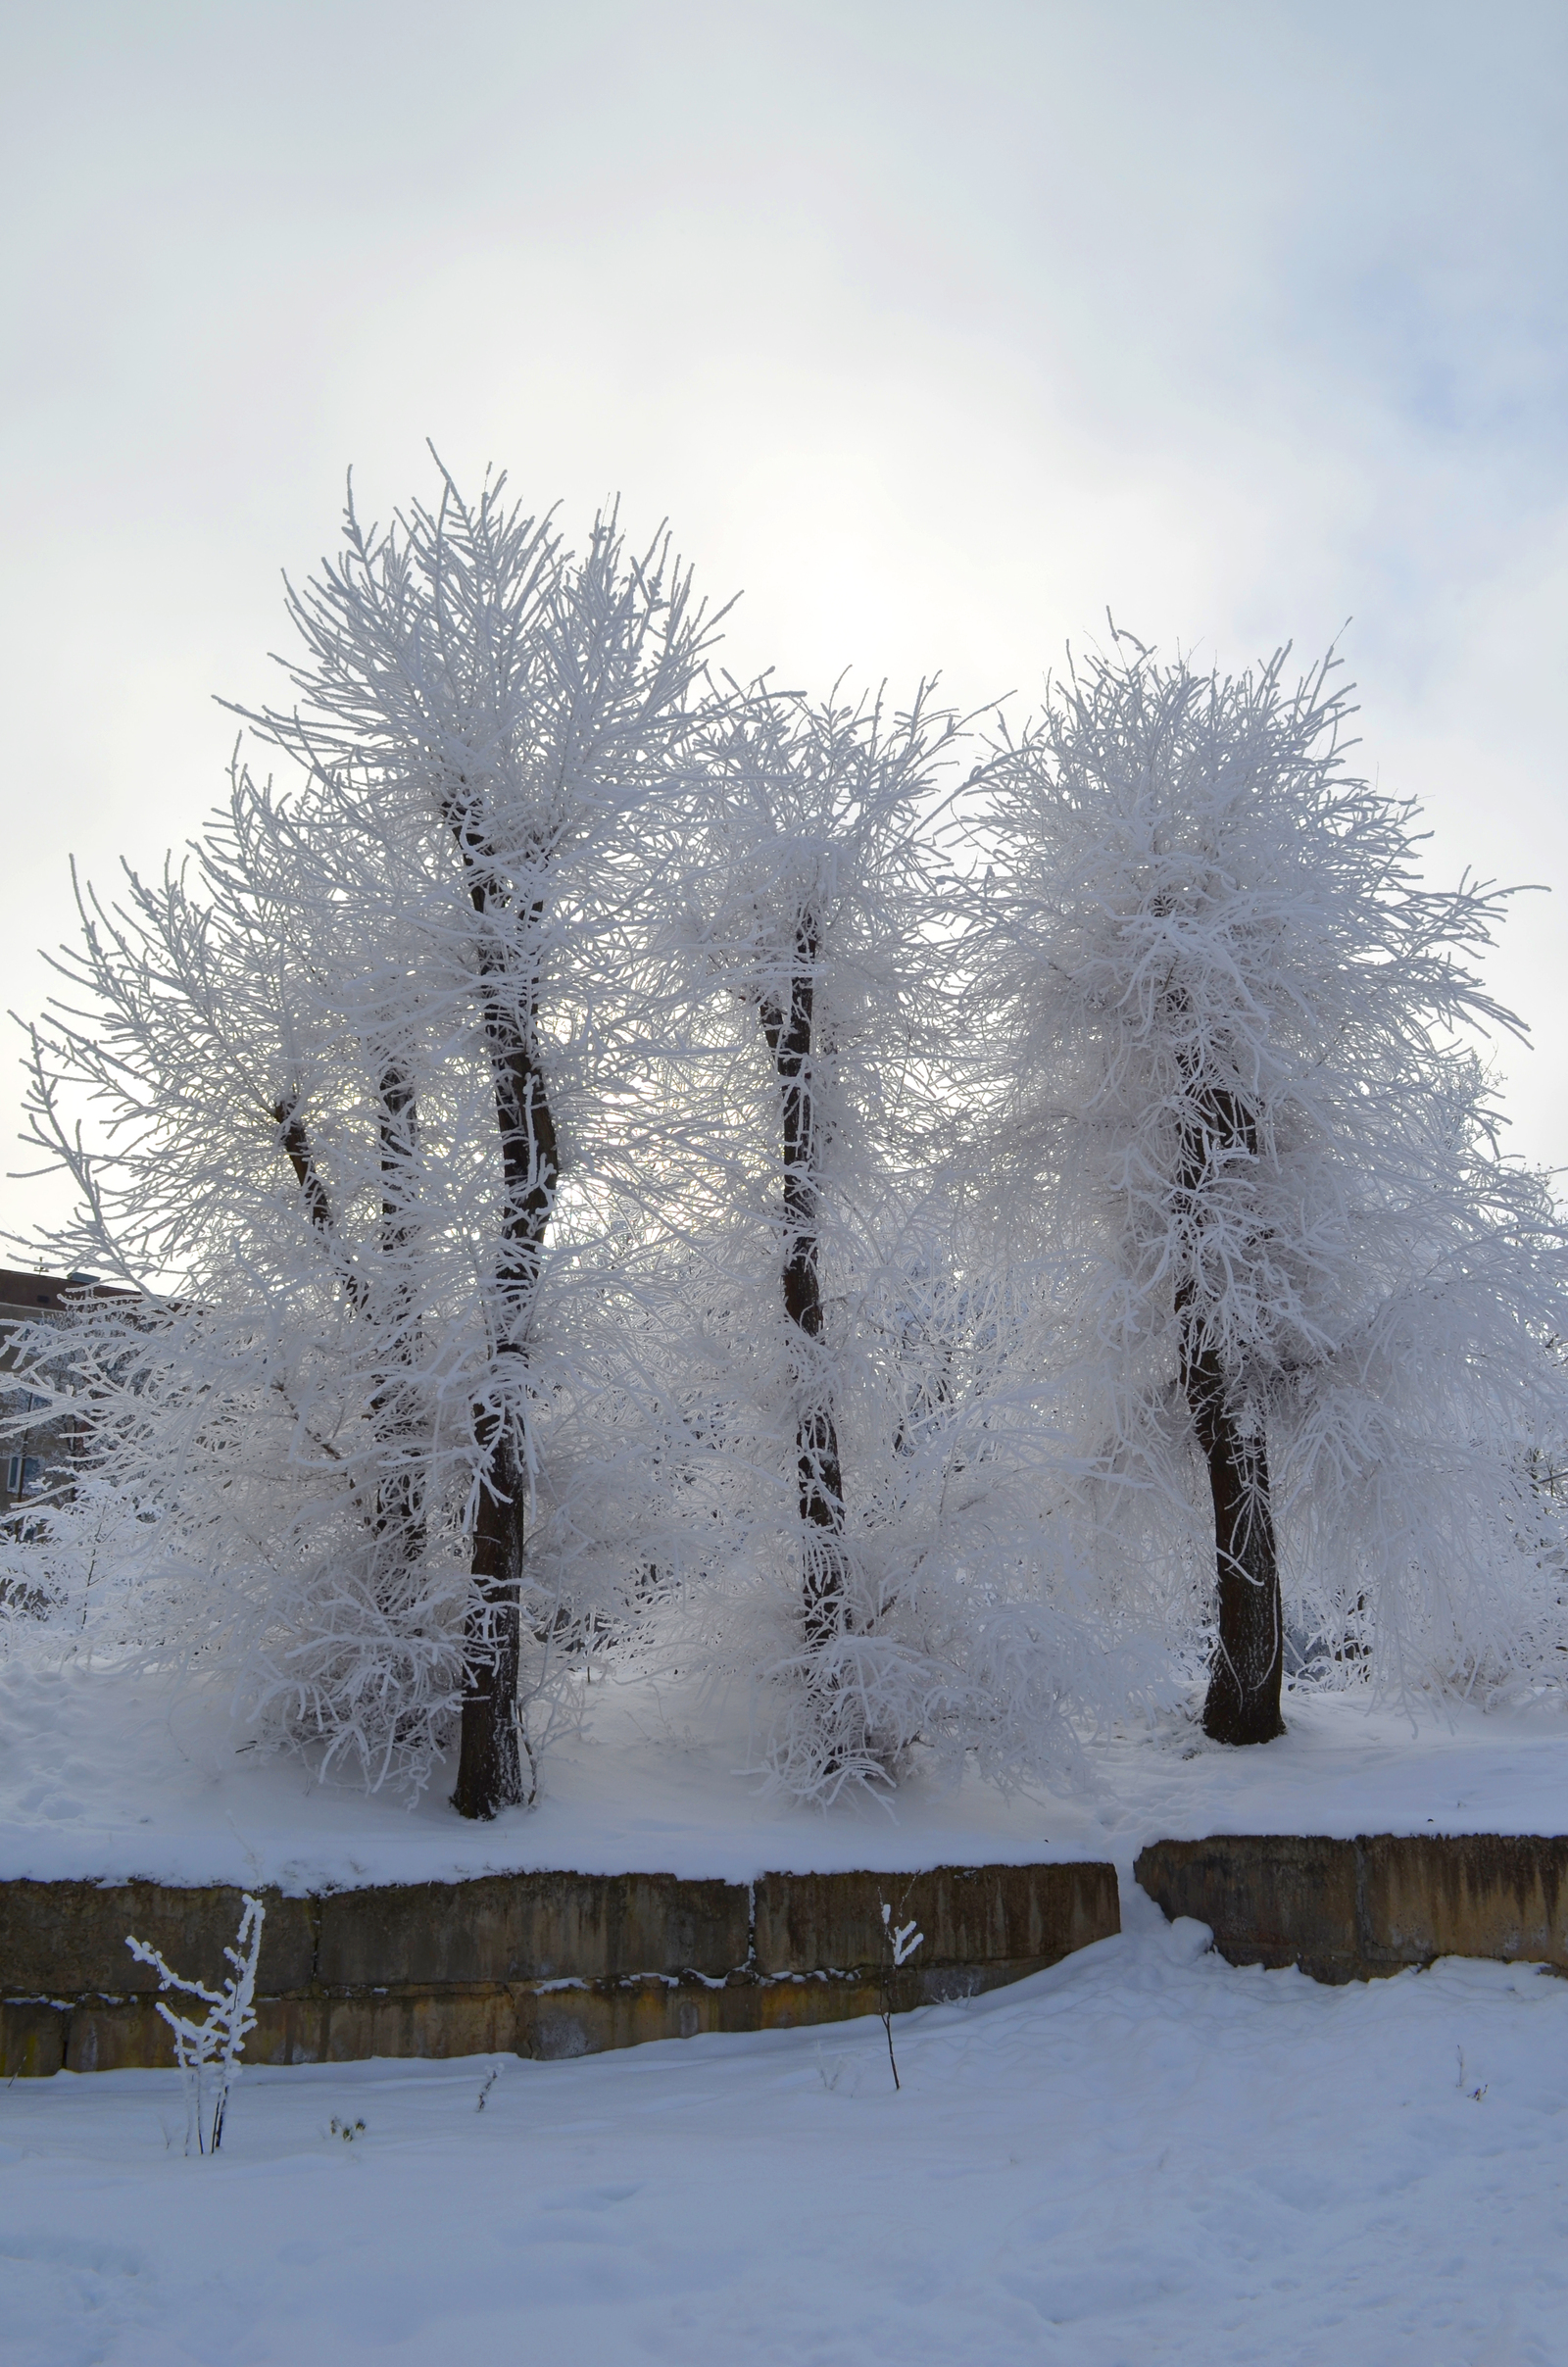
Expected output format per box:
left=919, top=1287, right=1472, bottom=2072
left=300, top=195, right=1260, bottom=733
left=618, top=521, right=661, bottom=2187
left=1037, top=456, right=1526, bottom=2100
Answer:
left=879, top=1898, right=924, bottom=2092
left=125, top=1893, right=266, bottom=2156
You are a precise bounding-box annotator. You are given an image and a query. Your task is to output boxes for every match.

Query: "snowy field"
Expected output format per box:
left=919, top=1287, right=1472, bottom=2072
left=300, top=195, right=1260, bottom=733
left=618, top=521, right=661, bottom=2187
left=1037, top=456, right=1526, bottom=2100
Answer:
left=7, top=1656, right=1568, bottom=2361
left=5, top=1652, right=1568, bottom=1896
left=4, top=1905, right=1566, bottom=2367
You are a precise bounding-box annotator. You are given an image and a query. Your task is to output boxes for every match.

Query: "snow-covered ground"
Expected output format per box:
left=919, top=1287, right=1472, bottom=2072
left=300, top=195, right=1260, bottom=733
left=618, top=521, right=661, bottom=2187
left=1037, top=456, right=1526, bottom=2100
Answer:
left=3, top=1650, right=1567, bottom=1897
left=5, top=1907, right=1565, bottom=2366
left=7, top=1653, right=1568, bottom=2360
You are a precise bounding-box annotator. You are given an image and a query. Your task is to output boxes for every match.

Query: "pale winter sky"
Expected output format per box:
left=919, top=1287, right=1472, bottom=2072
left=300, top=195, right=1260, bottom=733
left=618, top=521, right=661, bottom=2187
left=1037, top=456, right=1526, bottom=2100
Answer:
left=3, top=1, right=1566, bottom=1241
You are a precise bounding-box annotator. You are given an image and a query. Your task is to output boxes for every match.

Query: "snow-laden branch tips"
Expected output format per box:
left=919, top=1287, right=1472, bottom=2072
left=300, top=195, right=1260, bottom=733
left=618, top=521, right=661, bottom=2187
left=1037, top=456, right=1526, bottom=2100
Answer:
left=125, top=1894, right=267, bottom=2156
left=878, top=1898, right=925, bottom=2090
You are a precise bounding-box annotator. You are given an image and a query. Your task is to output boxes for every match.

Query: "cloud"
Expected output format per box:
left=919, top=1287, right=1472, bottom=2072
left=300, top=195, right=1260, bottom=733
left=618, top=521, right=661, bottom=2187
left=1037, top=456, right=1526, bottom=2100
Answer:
left=3, top=0, right=1565, bottom=1234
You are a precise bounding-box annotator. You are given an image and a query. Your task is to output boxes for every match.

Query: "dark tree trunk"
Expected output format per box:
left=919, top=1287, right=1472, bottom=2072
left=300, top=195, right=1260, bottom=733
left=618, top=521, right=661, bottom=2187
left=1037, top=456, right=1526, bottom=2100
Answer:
left=1182, top=1337, right=1285, bottom=1745
left=1177, top=1083, right=1285, bottom=1747
left=451, top=1417, right=525, bottom=1818
left=760, top=933, right=846, bottom=1646
left=447, top=798, right=559, bottom=1819
left=370, top=1063, right=425, bottom=1585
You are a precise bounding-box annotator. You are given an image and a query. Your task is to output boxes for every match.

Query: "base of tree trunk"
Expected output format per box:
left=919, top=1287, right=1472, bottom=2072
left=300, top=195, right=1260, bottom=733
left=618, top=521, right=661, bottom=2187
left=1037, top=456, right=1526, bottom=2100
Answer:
left=452, top=1677, right=523, bottom=1820
left=452, top=1584, right=523, bottom=1820
left=453, top=1436, right=528, bottom=1819
left=1200, top=1532, right=1287, bottom=1746
left=1200, top=1660, right=1287, bottom=1747
left=1190, top=1377, right=1287, bottom=1749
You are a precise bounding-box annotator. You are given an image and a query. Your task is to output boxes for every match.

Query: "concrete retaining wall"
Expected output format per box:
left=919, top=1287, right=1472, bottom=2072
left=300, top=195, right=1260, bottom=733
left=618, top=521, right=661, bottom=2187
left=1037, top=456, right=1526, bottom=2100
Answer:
left=17, top=1830, right=1558, bottom=2077
left=0, top=1858, right=1119, bottom=2077
left=1135, top=1833, right=1568, bottom=1984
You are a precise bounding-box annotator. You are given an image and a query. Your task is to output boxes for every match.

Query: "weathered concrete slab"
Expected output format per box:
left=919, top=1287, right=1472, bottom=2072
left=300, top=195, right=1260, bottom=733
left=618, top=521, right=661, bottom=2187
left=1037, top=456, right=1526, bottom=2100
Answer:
left=753, top=1862, right=1119, bottom=1978
left=1135, top=1833, right=1568, bottom=1984
left=0, top=1997, right=67, bottom=2077
left=1133, top=1837, right=1363, bottom=1982
left=0, top=1879, right=315, bottom=1997
left=1359, top=1833, right=1568, bottom=1973
left=316, top=1869, right=750, bottom=1987
left=0, top=1857, right=1119, bottom=2075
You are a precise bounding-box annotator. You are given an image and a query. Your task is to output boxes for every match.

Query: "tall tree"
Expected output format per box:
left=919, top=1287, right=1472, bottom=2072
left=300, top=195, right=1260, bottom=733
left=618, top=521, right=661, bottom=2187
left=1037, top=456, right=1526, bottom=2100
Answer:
left=970, top=636, right=1568, bottom=1742
left=14, top=466, right=717, bottom=1817
left=242, top=467, right=718, bottom=1815
left=691, top=683, right=955, bottom=1595
left=682, top=680, right=971, bottom=1787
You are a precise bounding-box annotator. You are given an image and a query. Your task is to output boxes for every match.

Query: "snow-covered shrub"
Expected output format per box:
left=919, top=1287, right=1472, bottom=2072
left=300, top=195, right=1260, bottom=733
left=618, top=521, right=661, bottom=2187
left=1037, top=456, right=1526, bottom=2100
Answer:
left=966, top=634, right=1568, bottom=1735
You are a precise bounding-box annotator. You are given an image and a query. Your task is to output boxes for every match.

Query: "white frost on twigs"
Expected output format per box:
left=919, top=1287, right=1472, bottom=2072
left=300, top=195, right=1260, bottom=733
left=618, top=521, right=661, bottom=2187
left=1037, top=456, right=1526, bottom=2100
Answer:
left=125, top=1892, right=266, bottom=2156
left=881, top=1899, right=925, bottom=1967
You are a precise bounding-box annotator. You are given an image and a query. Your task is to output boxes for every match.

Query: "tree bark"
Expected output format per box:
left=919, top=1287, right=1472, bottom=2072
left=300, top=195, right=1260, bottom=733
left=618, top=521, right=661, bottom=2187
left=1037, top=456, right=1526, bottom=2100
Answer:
left=273, top=1098, right=366, bottom=1310
left=760, top=928, right=846, bottom=1646
left=1177, top=1084, right=1285, bottom=1747
left=451, top=1415, right=526, bottom=1819
left=447, top=796, right=559, bottom=1819
left=1182, top=1336, right=1285, bottom=1745
left=369, top=1063, right=425, bottom=1583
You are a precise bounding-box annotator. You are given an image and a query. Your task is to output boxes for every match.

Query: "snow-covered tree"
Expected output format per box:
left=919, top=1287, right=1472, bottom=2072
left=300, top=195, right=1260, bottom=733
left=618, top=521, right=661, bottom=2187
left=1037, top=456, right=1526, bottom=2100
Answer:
left=11, top=465, right=719, bottom=1815
left=19, top=490, right=1564, bottom=1813
left=968, top=636, right=1568, bottom=1742
left=662, top=679, right=1123, bottom=1800
left=686, top=682, right=956, bottom=1627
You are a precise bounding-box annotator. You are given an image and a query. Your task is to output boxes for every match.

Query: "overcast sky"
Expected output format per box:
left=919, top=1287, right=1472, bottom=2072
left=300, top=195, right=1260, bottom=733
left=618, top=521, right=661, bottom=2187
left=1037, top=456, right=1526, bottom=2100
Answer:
left=3, top=0, right=1566, bottom=1239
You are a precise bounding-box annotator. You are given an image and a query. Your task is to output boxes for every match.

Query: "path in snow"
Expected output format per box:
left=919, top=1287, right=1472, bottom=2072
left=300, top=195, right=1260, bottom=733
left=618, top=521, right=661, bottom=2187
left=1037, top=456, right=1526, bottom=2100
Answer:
left=3, top=1906, right=1564, bottom=2366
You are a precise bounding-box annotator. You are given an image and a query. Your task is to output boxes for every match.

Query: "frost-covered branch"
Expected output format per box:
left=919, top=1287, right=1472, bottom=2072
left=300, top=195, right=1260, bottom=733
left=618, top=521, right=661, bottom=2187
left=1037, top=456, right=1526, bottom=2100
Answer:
left=125, top=1893, right=266, bottom=2155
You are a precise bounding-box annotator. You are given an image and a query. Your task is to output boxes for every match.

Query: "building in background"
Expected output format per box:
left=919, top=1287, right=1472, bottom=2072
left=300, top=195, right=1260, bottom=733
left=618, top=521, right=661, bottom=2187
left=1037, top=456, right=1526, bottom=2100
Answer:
left=0, top=1268, right=135, bottom=1514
